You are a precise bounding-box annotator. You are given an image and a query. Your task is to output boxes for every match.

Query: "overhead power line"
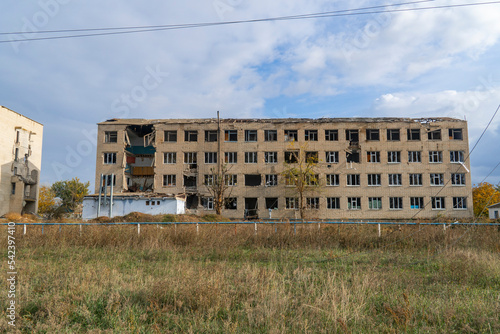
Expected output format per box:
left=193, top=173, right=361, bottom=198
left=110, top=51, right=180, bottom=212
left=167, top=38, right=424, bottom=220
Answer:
left=1, top=0, right=500, bottom=44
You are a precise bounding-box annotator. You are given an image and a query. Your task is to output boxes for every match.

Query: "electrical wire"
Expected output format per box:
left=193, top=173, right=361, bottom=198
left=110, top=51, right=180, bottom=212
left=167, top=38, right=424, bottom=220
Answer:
left=2, top=1, right=500, bottom=44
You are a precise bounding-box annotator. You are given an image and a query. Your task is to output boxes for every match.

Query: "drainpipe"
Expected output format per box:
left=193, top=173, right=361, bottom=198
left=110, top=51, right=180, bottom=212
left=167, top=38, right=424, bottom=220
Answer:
left=109, top=173, right=114, bottom=218
left=97, top=174, right=103, bottom=217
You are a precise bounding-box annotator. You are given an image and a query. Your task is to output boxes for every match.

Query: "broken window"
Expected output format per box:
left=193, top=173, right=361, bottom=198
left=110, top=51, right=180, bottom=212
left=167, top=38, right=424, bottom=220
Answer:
left=306, top=174, right=319, bottom=186
left=453, top=197, right=467, bottom=209
left=225, top=197, right=237, bottom=210
left=184, top=130, right=198, bottom=142
left=264, top=152, right=278, bottom=164
left=265, top=174, right=278, bottom=187
left=347, top=197, right=361, bottom=210
left=409, top=173, right=423, bottom=186
left=265, top=198, right=278, bottom=210
left=104, top=131, right=117, bottom=143
left=347, top=174, right=360, bottom=186
left=367, top=151, right=380, bottom=163
left=346, top=129, right=359, bottom=142
left=245, top=152, right=258, bottom=163
left=408, top=151, right=421, bottom=163
left=410, top=197, right=424, bottom=209
left=225, top=152, right=237, bottom=164
left=285, top=197, right=299, bottom=209
left=102, top=175, right=116, bottom=186
left=163, top=174, right=176, bottom=186
left=389, top=197, right=403, bottom=210
left=225, top=130, right=237, bottom=142
left=369, top=197, right=382, bottom=210
left=451, top=173, right=465, bottom=185
left=184, top=175, right=197, bottom=188
left=164, top=152, right=176, bottom=164
left=205, top=130, right=218, bottom=142
left=244, top=174, right=261, bottom=186
left=430, top=173, right=444, bottom=186
left=367, top=174, right=381, bottom=186
left=186, top=195, right=198, bottom=209
left=450, top=151, right=464, bottom=163
left=427, top=129, right=441, bottom=140
left=14, top=148, right=19, bottom=162
left=388, top=174, right=402, bottom=186
left=245, top=130, right=258, bottom=142
left=327, top=197, right=340, bottom=209
left=202, top=197, right=214, bottom=210
left=284, top=130, right=298, bottom=142
left=325, top=129, right=339, bottom=141
left=306, top=197, right=320, bottom=209
left=431, top=197, right=445, bottom=210
left=204, top=174, right=214, bottom=186
left=325, top=151, right=338, bottom=163
left=346, top=150, right=360, bottom=163
left=15, top=130, right=20, bottom=144
left=285, top=151, right=299, bottom=163
left=164, top=130, right=177, bottom=142
left=305, top=129, right=318, bottom=141
left=388, top=151, right=401, bottom=163
left=387, top=129, right=400, bottom=141
left=184, top=152, right=197, bottom=164
left=204, top=152, right=217, bottom=164
left=407, top=129, right=420, bottom=141
left=264, top=130, right=277, bottom=142
left=306, top=151, right=318, bottom=163
left=366, top=129, right=380, bottom=141
left=245, top=198, right=259, bottom=218
left=449, top=128, right=463, bottom=140
left=224, top=174, right=237, bottom=186
left=11, top=182, right=15, bottom=195
left=103, top=152, right=117, bottom=164
left=326, top=174, right=339, bottom=186
left=429, top=151, right=443, bottom=163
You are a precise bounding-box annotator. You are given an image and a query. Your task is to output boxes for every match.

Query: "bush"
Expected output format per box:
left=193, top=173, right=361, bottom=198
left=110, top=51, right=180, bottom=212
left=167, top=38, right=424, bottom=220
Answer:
left=162, top=214, right=177, bottom=222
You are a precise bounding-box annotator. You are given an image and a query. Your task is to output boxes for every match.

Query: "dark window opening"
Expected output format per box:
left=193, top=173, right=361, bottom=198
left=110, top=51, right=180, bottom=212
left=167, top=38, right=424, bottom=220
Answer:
left=245, top=198, right=258, bottom=219
left=306, top=151, right=318, bottom=163
left=245, top=174, right=261, bottom=186
left=427, top=129, right=441, bottom=140
left=265, top=198, right=278, bottom=210
left=11, top=182, right=15, bottom=195
left=387, top=129, right=400, bottom=141
left=449, top=128, right=463, bottom=140
left=183, top=175, right=197, bottom=188
left=186, top=195, right=198, bottom=209
left=346, top=150, right=360, bottom=163
left=225, top=130, right=238, bottom=142
left=325, top=129, right=338, bottom=141
left=184, top=130, right=198, bottom=142
left=105, top=131, right=118, bottom=143
left=284, top=130, right=298, bottom=142
left=407, top=129, right=420, bottom=141
left=346, top=129, right=359, bottom=142
left=245, top=130, right=258, bottom=142
left=205, top=130, right=218, bottom=142
left=164, top=130, right=177, bottom=142
left=285, top=151, right=299, bottom=163
left=366, top=129, right=380, bottom=141
left=225, top=197, right=237, bottom=210
left=264, top=130, right=277, bottom=141
left=305, top=130, right=318, bottom=141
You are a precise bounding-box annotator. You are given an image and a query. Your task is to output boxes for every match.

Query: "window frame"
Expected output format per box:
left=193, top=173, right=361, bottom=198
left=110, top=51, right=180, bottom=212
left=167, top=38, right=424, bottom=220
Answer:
left=366, top=129, right=380, bottom=141
left=264, top=151, right=278, bottom=164
left=368, top=197, right=382, bottom=210
left=103, top=152, right=117, bottom=164
left=204, top=130, right=218, bottom=142
left=326, top=174, right=340, bottom=186
left=305, top=129, right=318, bottom=141
left=104, top=131, right=118, bottom=143
left=388, top=173, right=402, bottom=186
left=225, top=152, right=237, bottom=164
left=325, top=129, right=339, bottom=141
left=430, top=173, right=444, bottom=186
left=347, top=197, right=361, bottom=210
left=388, top=151, right=401, bottom=164
left=429, top=151, right=443, bottom=163
left=264, top=130, right=278, bottom=142
left=387, top=129, right=400, bottom=141
left=427, top=129, right=442, bottom=140
left=347, top=174, right=360, bottom=186
left=327, top=197, right=340, bottom=209
left=408, top=151, right=421, bottom=163
left=244, top=130, right=258, bottom=142
left=163, top=152, right=176, bottom=164
left=449, top=128, right=463, bottom=140
left=184, top=130, right=198, bottom=142
left=367, top=174, right=381, bottom=186
left=204, top=152, right=217, bottom=164
left=367, top=151, right=380, bottom=163
left=407, top=129, right=421, bottom=141
left=163, top=174, right=176, bottom=187
left=224, top=130, right=238, bottom=142
left=409, top=173, right=423, bottom=186
left=164, top=130, right=177, bottom=142
left=389, top=197, right=403, bottom=210
left=265, top=174, right=278, bottom=187
left=284, top=129, right=298, bottom=142
left=325, top=151, right=339, bottom=163
left=244, top=152, right=258, bottom=164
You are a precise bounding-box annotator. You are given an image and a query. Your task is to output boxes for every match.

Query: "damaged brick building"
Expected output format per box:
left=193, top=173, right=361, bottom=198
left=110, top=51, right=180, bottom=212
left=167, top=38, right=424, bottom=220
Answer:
left=94, top=117, right=473, bottom=219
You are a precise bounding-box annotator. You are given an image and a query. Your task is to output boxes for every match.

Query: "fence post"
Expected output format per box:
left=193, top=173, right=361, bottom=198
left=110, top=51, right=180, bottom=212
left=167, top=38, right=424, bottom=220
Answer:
left=254, top=222, right=257, bottom=236
left=378, top=223, right=381, bottom=237
left=79, top=224, right=82, bottom=236
left=294, top=223, right=296, bottom=235
left=318, top=222, right=321, bottom=231
left=174, top=223, right=177, bottom=236
left=23, top=224, right=26, bottom=235
left=138, top=223, right=140, bottom=235
left=59, top=225, right=61, bottom=233
left=196, top=222, right=199, bottom=235
left=42, top=225, right=44, bottom=235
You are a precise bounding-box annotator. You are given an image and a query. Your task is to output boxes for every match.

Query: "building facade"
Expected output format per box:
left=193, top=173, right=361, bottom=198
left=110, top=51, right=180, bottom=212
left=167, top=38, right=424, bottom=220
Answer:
left=95, top=117, right=472, bottom=220
left=0, top=106, right=43, bottom=216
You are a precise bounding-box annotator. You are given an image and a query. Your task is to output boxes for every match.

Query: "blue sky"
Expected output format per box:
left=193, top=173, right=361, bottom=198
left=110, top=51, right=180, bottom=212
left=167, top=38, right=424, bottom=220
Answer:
left=1, top=0, right=499, bottom=191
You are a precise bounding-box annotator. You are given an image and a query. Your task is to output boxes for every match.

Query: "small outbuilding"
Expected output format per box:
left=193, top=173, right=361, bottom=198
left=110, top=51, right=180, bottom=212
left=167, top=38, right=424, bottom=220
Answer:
left=82, top=193, right=185, bottom=220
left=487, top=202, right=500, bottom=219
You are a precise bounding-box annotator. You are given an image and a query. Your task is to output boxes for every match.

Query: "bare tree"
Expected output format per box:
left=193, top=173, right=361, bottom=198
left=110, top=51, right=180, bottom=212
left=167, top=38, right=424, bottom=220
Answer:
left=204, top=164, right=233, bottom=215
left=281, top=144, right=320, bottom=219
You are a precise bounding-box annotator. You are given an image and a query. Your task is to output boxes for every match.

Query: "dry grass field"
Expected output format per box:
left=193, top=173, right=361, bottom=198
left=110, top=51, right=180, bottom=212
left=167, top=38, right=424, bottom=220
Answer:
left=0, top=215, right=499, bottom=333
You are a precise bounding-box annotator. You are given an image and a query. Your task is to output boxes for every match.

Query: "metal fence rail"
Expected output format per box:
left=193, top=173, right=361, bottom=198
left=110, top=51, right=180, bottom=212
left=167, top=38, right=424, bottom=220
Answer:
left=3, top=221, right=500, bottom=236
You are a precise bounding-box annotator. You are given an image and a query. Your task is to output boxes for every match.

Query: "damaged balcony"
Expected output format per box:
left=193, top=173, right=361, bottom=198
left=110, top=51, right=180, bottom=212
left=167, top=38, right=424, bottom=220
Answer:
left=124, top=124, right=156, bottom=192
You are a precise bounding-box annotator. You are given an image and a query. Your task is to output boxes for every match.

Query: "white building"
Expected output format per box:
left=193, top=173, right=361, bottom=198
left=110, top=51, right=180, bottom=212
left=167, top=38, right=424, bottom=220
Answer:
left=82, top=193, right=185, bottom=220
left=487, top=202, right=500, bottom=219
left=0, top=106, right=43, bottom=215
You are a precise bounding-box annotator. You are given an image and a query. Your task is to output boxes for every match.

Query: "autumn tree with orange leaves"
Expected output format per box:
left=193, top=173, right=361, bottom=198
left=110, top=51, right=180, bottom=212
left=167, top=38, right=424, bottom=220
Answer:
left=472, top=182, right=500, bottom=217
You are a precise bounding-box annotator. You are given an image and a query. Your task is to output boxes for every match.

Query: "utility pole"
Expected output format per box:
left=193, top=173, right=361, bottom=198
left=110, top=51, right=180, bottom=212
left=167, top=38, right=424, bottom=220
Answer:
left=217, top=111, right=221, bottom=175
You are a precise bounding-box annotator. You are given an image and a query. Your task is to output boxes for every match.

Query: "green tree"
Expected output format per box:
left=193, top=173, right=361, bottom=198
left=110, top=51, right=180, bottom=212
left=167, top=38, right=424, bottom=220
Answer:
left=51, top=177, right=90, bottom=212
left=472, top=182, right=500, bottom=217
left=280, top=144, right=320, bottom=219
